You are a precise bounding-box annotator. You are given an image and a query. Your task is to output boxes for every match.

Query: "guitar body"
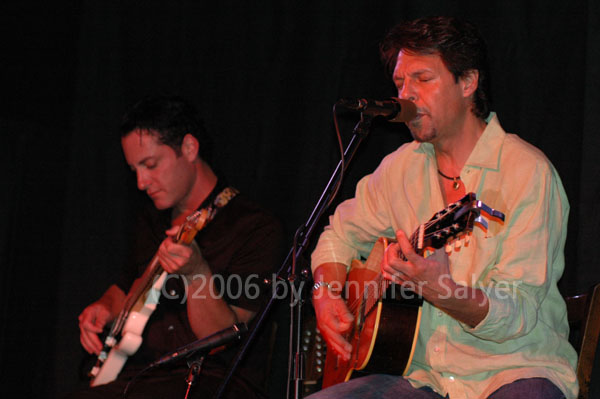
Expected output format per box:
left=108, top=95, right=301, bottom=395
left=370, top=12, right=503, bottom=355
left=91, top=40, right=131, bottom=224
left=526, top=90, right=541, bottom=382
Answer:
left=90, top=271, right=167, bottom=386
left=318, top=193, right=505, bottom=389
left=321, top=242, right=422, bottom=388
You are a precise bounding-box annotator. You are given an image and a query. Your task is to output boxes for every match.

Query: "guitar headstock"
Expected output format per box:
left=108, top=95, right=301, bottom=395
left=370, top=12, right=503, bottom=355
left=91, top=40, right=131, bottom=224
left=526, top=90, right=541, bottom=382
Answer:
left=175, top=209, right=212, bottom=245
left=414, top=192, right=505, bottom=254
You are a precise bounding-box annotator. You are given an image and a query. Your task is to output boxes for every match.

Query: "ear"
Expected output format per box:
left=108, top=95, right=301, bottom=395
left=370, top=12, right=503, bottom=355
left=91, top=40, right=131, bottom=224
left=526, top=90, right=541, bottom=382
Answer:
left=181, top=134, right=200, bottom=161
left=460, top=69, right=479, bottom=98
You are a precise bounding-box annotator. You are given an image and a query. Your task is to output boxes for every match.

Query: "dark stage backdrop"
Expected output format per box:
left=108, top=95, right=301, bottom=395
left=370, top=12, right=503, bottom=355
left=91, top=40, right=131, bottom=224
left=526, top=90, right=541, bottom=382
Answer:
left=1, top=1, right=599, bottom=397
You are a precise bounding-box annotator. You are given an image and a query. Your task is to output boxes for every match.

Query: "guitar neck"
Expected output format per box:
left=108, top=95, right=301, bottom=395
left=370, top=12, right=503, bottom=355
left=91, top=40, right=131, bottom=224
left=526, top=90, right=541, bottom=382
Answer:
left=108, top=254, right=162, bottom=336
left=365, top=226, right=422, bottom=310
left=110, top=219, right=205, bottom=336
left=125, top=255, right=163, bottom=309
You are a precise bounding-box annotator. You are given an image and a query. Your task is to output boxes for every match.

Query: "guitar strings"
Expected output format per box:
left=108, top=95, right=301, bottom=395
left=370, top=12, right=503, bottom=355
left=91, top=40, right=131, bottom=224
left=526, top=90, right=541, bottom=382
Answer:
left=344, top=213, right=457, bottom=317
left=343, top=201, right=466, bottom=318
left=344, top=231, right=420, bottom=316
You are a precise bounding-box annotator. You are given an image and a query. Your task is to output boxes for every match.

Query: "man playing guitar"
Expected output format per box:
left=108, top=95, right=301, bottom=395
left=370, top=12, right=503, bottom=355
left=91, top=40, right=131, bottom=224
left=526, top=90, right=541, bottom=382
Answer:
left=71, top=96, right=282, bottom=398
left=308, top=16, right=577, bottom=399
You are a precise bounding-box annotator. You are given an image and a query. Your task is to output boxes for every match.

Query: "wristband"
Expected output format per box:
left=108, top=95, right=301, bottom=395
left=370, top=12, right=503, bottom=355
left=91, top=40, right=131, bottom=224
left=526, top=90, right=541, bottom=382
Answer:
left=312, top=281, right=333, bottom=292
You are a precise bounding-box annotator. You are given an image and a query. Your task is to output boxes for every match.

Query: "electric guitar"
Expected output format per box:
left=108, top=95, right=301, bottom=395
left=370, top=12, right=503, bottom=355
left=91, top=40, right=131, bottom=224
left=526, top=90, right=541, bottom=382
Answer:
left=89, top=209, right=211, bottom=386
left=320, top=192, right=505, bottom=388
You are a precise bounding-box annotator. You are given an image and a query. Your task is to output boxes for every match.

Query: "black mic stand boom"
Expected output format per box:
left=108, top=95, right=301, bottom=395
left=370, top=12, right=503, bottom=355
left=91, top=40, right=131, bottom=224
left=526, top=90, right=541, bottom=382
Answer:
left=214, top=113, right=375, bottom=399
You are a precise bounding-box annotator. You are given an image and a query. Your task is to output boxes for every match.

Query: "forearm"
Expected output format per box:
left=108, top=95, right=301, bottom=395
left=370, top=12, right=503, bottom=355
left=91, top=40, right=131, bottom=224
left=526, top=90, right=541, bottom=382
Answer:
left=97, top=284, right=127, bottom=318
left=426, top=280, right=489, bottom=328
left=312, top=262, right=349, bottom=296
left=311, top=262, right=355, bottom=359
left=185, top=272, right=255, bottom=339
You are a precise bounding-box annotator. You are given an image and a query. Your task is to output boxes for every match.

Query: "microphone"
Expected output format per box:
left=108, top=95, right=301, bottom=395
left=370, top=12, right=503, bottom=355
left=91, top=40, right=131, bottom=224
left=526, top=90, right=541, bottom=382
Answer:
left=336, top=97, right=417, bottom=122
left=149, top=323, right=248, bottom=368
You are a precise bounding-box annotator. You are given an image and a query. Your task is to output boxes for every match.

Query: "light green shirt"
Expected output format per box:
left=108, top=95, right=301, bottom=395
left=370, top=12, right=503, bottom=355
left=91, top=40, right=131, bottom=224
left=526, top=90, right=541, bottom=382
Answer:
left=311, top=114, right=578, bottom=398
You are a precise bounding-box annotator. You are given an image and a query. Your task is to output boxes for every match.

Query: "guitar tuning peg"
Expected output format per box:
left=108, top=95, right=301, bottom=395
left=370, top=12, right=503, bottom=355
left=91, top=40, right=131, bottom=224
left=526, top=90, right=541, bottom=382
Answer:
left=454, top=239, right=462, bottom=249
left=474, top=215, right=488, bottom=229
left=445, top=242, right=452, bottom=254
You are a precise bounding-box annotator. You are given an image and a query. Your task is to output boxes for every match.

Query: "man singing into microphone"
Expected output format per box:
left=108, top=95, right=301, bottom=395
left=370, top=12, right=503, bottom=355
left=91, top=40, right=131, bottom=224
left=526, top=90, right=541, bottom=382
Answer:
left=308, top=16, right=577, bottom=399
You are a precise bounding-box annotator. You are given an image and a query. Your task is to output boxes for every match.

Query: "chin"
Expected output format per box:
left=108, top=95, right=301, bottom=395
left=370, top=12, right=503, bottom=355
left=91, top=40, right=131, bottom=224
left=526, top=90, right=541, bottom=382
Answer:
left=410, top=127, right=436, bottom=143
left=151, top=198, right=172, bottom=210
left=410, top=131, right=429, bottom=143
left=408, top=119, right=436, bottom=143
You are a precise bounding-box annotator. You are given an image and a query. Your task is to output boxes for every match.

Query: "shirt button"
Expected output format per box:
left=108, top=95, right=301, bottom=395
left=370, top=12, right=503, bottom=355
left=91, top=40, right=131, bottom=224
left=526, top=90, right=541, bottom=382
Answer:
left=437, top=311, right=443, bottom=317
left=434, top=347, right=440, bottom=352
left=168, top=325, right=175, bottom=331
left=449, top=376, right=455, bottom=381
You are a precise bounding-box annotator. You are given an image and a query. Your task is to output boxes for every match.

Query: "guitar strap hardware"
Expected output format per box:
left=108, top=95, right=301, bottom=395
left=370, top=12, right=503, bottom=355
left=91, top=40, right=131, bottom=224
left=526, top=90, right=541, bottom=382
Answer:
left=205, top=186, right=239, bottom=222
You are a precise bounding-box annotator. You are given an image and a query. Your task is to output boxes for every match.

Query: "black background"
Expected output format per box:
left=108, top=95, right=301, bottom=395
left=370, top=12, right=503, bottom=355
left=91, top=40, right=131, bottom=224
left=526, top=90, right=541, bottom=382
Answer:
left=1, top=1, right=599, bottom=397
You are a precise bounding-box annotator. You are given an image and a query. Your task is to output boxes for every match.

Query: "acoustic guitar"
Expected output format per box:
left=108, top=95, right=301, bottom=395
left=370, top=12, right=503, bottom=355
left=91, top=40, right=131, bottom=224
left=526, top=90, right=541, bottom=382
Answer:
left=320, top=192, right=505, bottom=388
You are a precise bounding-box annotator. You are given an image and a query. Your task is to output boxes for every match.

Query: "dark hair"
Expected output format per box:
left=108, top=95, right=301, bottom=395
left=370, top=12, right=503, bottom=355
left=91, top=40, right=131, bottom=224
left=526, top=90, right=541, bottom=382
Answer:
left=379, top=16, right=491, bottom=119
left=120, top=95, right=212, bottom=162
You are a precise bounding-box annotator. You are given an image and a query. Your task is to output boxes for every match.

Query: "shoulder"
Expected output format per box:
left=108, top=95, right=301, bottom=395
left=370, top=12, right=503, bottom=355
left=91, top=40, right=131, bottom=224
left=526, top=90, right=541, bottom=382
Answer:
left=372, top=140, right=424, bottom=178
left=501, top=133, right=556, bottom=179
left=381, top=140, right=422, bottom=165
left=215, top=193, right=283, bottom=236
left=495, top=132, right=568, bottom=216
left=196, top=192, right=284, bottom=265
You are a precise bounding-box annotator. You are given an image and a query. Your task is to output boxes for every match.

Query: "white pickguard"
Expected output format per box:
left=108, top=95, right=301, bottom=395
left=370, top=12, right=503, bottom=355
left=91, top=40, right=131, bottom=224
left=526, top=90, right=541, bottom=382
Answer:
left=90, top=271, right=167, bottom=386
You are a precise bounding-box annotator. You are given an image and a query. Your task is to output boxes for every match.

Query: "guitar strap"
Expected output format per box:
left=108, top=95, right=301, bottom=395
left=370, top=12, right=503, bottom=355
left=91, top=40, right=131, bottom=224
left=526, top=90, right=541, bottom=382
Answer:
left=202, top=185, right=239, bottom=223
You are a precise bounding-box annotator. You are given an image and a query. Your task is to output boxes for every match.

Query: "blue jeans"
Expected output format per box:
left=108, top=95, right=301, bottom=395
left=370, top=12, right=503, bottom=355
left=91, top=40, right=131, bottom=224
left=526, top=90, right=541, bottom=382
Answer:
left=304, top=374, right=565, bottom=399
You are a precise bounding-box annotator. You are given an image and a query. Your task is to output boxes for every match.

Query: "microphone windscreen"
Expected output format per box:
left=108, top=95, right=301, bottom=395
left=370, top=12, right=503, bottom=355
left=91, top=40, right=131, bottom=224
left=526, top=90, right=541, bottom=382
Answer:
left=388, top=98, right=417, bottom=122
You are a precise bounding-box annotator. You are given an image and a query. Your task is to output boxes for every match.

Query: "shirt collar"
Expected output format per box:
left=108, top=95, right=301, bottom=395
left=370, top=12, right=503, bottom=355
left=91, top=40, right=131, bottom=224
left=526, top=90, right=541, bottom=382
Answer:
left=414, top=112, right=505, bottom=171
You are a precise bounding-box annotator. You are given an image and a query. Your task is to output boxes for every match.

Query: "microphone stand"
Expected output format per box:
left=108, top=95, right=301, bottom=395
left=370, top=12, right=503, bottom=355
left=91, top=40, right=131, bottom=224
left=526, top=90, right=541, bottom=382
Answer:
left=123, top=323, right=246, bottom=399
left=213, top=113, right=374, bottom=399
left=184, top=356, right=205, bottom=399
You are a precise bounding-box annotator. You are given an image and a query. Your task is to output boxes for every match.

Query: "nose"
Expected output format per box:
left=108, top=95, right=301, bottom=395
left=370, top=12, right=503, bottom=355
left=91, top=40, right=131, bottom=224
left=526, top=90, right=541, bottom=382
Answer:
left=136, top=170, right=149, bottom=191
left=397, top=81, right=416, bottom=102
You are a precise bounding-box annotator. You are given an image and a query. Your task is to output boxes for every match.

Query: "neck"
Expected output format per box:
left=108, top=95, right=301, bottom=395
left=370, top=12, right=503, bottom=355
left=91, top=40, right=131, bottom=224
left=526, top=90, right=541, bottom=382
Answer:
left=172, top=160, right=218, bottom=223
left=435, top=113, right=486, bottom=175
